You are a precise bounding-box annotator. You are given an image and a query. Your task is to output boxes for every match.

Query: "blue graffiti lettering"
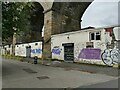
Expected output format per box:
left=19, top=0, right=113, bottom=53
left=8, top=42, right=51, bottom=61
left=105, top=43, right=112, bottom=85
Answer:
left=31, top=49, right=42, bottom=54
left=36, top=49, right=42, bottom=54
left=31, top=49, right=35, bottom=53
left=52, top=48, right=61, bottom=55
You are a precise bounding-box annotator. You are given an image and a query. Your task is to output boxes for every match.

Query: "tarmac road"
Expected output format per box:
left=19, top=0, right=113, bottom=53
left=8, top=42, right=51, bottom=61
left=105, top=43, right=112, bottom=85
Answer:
left=2, top=58, right=119, bottom=89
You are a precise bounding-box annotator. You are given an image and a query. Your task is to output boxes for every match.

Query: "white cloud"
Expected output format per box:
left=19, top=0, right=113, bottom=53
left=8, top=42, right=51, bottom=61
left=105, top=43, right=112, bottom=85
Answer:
left=81, top=0, right=119, bottom=28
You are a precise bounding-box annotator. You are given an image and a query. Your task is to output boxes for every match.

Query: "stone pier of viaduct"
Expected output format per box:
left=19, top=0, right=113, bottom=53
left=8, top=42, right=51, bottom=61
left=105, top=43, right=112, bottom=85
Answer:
left=35, top=1, right=93, bottom=58
left=42, top=2, right=92, bottom=58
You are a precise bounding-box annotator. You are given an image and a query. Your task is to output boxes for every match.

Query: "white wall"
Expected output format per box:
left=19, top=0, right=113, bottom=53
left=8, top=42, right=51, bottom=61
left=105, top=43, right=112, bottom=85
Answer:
left=15, top=44, right=28, bottom=57
left=113, top=27, right=120, bottom=40
left=4, top=45, right=12, bottom=55
left=51, top=27, right=120, bottom=66
left=30, top=42, right=42, bottom=58
left=0, top=46, right=5, bottom=55
left=51, top=28, right=105, bottom=60
left=15, top=41, right=42, bottom=58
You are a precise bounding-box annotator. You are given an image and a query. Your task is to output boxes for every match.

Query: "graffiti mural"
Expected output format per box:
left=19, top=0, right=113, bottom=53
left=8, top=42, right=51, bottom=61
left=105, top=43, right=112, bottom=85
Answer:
left=101, top=49, right=120, bottom=65
left=74, top=43, right=85, bottom=61
left=78, top=48, right=101, bottom=60
left=52, top=46, right=61, bottom=55
left=31, top=49, right=42, bottom=54
left=111, top=49, right=120, bottom=63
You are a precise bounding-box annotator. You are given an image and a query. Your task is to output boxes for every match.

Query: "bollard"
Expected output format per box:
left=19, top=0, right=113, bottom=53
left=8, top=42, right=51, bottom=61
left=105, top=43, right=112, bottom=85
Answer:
left=34, top=56, right=38, bottom=64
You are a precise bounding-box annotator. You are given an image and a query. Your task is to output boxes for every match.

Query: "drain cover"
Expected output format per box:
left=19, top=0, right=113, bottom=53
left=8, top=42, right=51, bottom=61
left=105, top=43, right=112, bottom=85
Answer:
left=23, top=68, right=37, bottom=73
left=37, top=76, right=49, bottom=80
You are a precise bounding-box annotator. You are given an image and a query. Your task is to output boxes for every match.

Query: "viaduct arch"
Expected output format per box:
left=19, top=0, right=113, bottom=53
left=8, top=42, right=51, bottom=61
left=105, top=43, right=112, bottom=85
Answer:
left=28, top=0, right=93, bottom=58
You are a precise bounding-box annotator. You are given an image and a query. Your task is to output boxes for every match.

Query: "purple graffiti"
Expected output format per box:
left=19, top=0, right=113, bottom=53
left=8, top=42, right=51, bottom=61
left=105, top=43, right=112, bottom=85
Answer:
left=78, top=48, right=101, bottom=59
left=52, top=48, right=61, bottom=55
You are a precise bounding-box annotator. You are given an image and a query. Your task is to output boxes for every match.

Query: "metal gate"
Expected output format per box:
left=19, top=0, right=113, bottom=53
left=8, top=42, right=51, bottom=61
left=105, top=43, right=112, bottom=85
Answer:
left=62, top=43, right=74, bottom=62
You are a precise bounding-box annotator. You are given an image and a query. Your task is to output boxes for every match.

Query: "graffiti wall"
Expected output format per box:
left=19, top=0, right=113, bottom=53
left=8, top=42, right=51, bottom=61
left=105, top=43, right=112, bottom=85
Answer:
left=52, top=46, right=61, bottom=55
left=101, top=48, right=120, bottom=66
left=74, top=27, right=120, bottom=66
left=15, top=42, right=42, bottom=58
left=101, top=27, right=120, bottom=65
left=31, top=48, right=42, bottom=58
left=31, top=49, right=42, bottom=54
left=74, top=43, right=85, bottom=61
left=78, top=48, right=101, bottom=60
left=51, top=26, right=120, bottom=66
left=76, top=48, right=119, bottom=66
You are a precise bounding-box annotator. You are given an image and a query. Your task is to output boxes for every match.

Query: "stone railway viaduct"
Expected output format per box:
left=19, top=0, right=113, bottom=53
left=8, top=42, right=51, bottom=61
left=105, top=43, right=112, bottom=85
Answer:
left=12, top=0, right=93, bottom=58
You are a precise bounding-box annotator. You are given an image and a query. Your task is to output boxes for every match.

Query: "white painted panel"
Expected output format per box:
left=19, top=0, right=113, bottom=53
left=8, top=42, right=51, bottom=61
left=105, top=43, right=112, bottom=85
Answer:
left=113, top=27, right=120, bottom=40
left=51, top=27, right=120, bottom=66
left=15, top=41, right=42, bottom=58
left=30, top=42, right=42, bottom=58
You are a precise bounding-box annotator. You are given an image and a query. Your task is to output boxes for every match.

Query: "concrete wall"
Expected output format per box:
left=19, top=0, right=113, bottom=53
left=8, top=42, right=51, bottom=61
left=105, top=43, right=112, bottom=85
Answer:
left=15, top=43, right=28, bottom=57
left=4, top=45, right=12, bottom=55
left=0, top=46, right=5, bottom=55
left=30, top=42, right=42, bottom=58
left=15, top=42, right=42, bottom=58
left=113, top=27, right=120, bottom=41
left=51, top=26, right=120, bottom=66
left=3, top=41, right=43, bottom=58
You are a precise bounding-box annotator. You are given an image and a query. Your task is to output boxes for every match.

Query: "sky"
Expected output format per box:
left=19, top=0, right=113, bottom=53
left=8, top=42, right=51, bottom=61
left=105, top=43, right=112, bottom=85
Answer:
left=81, top=0, right=119, bottom=28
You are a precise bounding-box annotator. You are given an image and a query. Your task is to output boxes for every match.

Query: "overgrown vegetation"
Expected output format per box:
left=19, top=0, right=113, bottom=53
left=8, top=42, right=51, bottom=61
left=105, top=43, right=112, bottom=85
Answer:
left=2, top=2, right=44, bottom=45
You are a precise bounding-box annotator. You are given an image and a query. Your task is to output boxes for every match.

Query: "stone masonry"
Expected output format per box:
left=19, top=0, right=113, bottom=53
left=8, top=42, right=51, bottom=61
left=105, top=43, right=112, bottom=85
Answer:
left=42, top=2, right=92, bottom=58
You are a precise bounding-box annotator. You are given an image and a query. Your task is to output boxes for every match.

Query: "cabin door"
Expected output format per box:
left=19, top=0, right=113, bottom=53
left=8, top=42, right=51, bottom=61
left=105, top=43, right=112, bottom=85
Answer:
left=26, top=46, right=31, bottom=58
left=63, top=43, right=74, bottom=62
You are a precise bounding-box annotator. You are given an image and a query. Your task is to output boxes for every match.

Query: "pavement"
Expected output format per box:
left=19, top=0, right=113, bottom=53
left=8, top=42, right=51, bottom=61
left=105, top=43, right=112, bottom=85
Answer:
left=79, top=78, right=119, bottom=88
left=2, top=58, right=119, bottom=89
left=20, top=57, right=119, bottom=77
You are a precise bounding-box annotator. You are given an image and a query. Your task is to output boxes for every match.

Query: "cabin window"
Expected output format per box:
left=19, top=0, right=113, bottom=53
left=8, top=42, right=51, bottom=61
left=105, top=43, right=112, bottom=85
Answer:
left=91, top=33, right=95, bottom=40
left=90, top=32, right=101, bottom=40
left=96, top=32, right=101, bottom=40
left=86, top=42, right=94, bottom=48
